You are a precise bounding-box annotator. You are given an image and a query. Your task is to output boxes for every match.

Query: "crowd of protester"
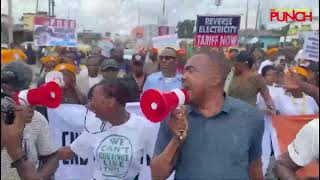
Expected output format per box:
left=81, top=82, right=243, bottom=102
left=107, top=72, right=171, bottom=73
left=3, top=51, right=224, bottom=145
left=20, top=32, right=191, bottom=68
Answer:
left=1, top=41, right=319, bottom=180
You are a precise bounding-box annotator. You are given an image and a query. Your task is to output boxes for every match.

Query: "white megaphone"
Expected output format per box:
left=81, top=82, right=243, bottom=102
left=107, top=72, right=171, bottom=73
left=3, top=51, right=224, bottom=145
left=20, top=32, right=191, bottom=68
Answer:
left=13, top=81, right=62, bottom=108
left=140, top=89, right=189, bottom=123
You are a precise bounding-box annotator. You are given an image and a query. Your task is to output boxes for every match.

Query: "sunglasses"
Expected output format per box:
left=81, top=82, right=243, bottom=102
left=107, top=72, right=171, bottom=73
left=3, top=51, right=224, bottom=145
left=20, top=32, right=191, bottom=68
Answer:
left=159, top=56, right=176, bottom=60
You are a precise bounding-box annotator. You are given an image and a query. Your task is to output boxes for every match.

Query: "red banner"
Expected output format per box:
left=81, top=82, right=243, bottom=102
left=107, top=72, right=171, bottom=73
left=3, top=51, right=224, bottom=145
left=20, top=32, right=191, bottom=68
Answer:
left=34, top=16, right=76, bottom=29
left=272, top=115, right=319, bottom=178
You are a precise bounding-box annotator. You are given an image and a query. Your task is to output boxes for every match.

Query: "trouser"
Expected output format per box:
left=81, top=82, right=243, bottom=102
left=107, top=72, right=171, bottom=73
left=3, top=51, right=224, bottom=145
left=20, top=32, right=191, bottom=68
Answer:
left=261, top=115, right=281, bottom=176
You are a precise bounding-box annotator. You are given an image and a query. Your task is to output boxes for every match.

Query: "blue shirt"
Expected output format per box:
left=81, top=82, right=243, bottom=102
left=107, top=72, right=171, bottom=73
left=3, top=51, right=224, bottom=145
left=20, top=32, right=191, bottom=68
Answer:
left=154, top=96, right=264, bottom=180
left=142, top=72, right=182, bottom=92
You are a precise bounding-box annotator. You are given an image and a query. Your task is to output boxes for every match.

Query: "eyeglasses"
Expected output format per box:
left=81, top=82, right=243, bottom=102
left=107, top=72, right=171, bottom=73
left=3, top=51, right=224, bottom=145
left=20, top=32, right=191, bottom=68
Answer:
left=159, top=56, right=176, bottom=61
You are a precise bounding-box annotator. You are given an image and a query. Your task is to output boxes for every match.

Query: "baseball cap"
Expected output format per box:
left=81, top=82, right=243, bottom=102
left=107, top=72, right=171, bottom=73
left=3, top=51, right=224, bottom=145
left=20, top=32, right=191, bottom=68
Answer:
left=234, top=51, right=254, bottom=67
left=159, top=47, right=177, bottom=58
left=101, top=59, right=119, bottom=70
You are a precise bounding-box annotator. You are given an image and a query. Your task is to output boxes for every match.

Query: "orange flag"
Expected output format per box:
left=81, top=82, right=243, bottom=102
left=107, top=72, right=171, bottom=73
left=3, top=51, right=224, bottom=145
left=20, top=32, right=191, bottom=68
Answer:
left=272, top=114, right=319, bottom=178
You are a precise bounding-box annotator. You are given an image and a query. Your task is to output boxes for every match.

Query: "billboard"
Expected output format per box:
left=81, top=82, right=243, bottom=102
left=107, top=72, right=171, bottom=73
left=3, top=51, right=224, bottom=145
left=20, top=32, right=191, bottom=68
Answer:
left=34, top=16, right=77, bottom=47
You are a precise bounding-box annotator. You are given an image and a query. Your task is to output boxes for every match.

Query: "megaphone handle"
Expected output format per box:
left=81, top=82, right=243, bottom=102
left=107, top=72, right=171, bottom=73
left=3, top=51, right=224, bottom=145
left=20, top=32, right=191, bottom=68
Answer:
left=179, top=129, right=184, bottom=140
left=176, top=105, right=184, bottom=140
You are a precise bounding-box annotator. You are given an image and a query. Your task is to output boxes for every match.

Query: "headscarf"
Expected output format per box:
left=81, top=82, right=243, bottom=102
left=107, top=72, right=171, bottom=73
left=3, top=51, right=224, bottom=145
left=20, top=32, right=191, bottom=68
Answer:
left=266, top=48, right=279, bottom=58
left=289, top=66, right=309, bottom=79
left=1, top=49, right=27, bottom=65
left=54, top=63, right=77, bottom=74
left=40, top=55, right=61, bottom=64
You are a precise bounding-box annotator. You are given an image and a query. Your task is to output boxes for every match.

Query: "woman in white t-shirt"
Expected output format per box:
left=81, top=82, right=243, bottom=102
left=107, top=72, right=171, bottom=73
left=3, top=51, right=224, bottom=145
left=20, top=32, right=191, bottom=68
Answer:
left=58, top=79, right=154, bottom=180
left=274, top=66, right=319, bottom=116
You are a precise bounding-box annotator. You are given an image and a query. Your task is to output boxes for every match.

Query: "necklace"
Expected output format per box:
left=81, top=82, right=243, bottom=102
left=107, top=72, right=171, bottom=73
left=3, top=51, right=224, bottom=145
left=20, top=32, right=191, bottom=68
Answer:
left=291, top=93, right=307, bottom=114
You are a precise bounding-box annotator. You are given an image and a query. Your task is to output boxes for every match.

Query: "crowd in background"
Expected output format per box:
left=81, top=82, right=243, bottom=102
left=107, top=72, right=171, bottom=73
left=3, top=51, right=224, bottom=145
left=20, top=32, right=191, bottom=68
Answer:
left=1, top=39, right=319, bottom=180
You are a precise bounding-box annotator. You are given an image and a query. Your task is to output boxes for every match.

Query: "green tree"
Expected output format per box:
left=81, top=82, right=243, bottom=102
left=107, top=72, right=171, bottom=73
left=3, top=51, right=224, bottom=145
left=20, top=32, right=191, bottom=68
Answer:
left=177, top=19, right=195, bottom=38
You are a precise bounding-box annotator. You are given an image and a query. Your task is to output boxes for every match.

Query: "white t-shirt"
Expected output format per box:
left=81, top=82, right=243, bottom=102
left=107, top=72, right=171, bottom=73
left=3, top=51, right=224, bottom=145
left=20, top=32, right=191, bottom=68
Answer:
left=258, top=60, right=274, bottom=74
left=257, top=85, right=285, bottom=111
left=70, top=113, right=154, bottom=180
left=288, top=118, right=319, bottom=166
left=274, top=93, right=319, bottom=115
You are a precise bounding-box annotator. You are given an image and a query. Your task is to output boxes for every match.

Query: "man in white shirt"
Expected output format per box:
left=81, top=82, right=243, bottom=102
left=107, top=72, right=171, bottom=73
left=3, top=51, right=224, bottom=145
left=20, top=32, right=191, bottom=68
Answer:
left=273, top=118, right=319, bottom=179
left=1, top=110, right=57, bottom=179
left=77, top=55, right=103, bottom=97
left=1, top=61, right=59, bottom=179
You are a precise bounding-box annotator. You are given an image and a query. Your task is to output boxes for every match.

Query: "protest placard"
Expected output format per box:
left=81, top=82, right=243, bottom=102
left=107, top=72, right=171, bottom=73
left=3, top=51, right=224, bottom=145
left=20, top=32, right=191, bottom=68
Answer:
left=97, top=37, right=114, bottom=58
left=301, top=31, right=319, bottom=62
left=34, top=16, right=77, bottom=47
left=152, top=34, right=179, bottom=50
left=194, top=15, right=241, bottom=47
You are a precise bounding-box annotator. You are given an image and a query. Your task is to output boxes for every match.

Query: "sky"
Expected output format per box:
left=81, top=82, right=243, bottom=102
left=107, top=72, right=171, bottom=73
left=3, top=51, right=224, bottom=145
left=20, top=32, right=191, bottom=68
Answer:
left=1, top=0, right=319, bottom=34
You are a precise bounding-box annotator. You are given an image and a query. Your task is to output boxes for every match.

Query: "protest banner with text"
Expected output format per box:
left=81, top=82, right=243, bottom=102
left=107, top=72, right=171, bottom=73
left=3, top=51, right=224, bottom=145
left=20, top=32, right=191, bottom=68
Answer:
left=194, top=15, right=241, bottom=47
left=302, top=31, right=319, bottom=62
left=34, top=16, right=77, bottom=47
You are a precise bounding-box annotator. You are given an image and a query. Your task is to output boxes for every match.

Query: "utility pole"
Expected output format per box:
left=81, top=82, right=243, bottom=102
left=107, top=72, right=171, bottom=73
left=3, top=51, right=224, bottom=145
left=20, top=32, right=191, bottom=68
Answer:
left=162, top=0, right=167, bottom=25
left=36, top=0, right=39, bottom=13
left=48, top=0, right=51, bottom=16
left=8, top=0, right=12, bottom=18
left=138, top=0, right=141, bottom=25
left=162, top=0, right=166, bottom=16
left=254, top=0, right=260, bottom=31
left=52, top=0, right=55, bottom=16
left=245, top=0, right=249, bottom=30
left=8, top=0, right=13, bottom=47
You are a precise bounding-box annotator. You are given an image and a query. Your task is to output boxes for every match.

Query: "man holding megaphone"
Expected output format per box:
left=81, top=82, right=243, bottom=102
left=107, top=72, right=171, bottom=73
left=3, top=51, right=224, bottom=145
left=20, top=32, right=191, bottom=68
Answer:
left=1, top=61, right=61, bottom=180
left=151, top=49, right=265, bottom=180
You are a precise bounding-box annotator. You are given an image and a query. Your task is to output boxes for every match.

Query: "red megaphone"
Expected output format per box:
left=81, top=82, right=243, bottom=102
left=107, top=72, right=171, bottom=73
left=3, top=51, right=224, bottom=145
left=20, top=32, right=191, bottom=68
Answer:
left=140, top=88, right=189, bottom=123
left=14, top=81, right=62, bottom=108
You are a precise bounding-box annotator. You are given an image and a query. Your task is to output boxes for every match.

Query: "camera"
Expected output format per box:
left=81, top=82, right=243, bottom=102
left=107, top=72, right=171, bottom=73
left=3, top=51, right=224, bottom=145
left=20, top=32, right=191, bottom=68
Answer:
left=1, top=90, right=22, bottom=125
